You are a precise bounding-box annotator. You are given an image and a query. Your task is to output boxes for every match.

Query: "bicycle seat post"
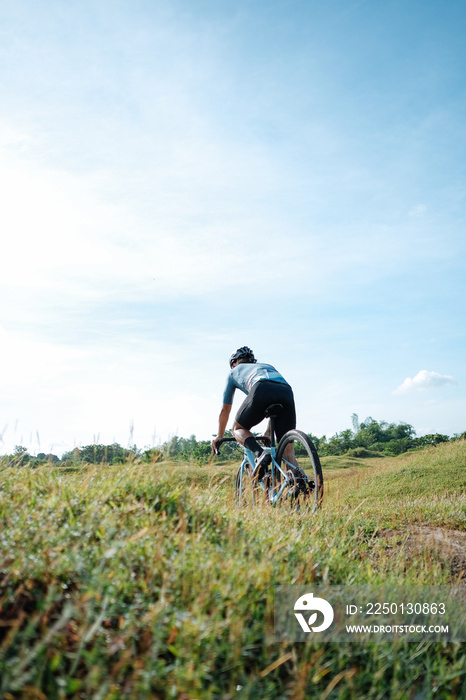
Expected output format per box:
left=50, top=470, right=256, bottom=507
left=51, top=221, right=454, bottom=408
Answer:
left=269, top=415, right=276, bottom=448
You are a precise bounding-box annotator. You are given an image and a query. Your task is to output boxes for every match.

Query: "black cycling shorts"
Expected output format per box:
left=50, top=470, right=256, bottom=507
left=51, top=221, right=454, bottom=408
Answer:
left=235, top=380, right=296, bottom=442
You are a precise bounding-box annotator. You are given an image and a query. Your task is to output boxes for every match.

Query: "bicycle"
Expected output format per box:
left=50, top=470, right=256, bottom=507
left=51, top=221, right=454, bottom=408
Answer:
left=215, top=403, right=324, bottom=511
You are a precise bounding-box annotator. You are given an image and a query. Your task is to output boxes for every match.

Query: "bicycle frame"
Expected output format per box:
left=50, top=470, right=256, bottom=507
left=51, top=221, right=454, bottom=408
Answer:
left=239, top=443, right=290, bottom=507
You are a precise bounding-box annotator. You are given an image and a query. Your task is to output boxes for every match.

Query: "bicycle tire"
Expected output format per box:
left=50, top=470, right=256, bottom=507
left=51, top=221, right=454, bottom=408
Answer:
left=276, top=430, right=324, bottom=511
left=235, top=463, right=258, bottom=506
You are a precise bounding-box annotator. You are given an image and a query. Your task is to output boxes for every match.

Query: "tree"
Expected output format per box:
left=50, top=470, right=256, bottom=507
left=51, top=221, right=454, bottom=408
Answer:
left=12, top=446, right=30, bottom=466
left=412, top=434, right=449, bottom=448
left=63, top=443, right=136, bottom=465
left=37, top=453, right=59, bottom=463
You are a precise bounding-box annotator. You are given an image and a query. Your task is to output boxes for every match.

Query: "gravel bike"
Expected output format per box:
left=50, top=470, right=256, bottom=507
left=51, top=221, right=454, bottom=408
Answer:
left=216, top=403, right=324, bottom=511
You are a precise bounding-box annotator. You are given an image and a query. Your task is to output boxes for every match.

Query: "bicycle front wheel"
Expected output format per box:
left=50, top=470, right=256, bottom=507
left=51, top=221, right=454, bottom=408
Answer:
left=235, top=462, right=257, bottom=506
left=276, top=430, right=324, bottom=511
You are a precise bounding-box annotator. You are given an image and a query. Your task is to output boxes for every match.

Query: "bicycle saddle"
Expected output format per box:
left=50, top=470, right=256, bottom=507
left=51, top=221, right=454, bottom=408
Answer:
left=264, top=403, right=283, bottom=418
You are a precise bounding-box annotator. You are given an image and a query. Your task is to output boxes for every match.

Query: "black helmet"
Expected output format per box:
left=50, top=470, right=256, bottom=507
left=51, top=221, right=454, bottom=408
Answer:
left=229, top=346, right=256, bottom=368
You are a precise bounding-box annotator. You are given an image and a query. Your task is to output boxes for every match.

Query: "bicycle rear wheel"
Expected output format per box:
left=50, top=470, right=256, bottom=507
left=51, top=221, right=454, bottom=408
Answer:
left=276, top=430, right=324, bottom=511
left=235, top=462, right=258, bottom=506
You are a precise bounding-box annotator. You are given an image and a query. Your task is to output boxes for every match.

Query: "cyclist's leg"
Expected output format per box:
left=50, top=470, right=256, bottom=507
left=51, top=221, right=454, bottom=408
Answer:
left=282, top=442, right=299, bottom=468
left=232, top=421, right=258, bottom=448
left=274, top=384, right=298, bottom=469
left=234, top=383, right=281, bottom=482
left=233, top=420, right=267, bottom=466
left=233, top=383, right=268, bottom=455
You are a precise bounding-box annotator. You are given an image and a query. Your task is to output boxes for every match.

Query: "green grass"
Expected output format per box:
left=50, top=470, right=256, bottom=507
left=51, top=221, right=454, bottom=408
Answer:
left=1, top=440, right=466, bottom=698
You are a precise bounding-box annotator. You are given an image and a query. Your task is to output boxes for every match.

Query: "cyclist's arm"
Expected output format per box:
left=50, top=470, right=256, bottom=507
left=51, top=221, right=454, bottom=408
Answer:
left=211, top=404, right=232, bottom=453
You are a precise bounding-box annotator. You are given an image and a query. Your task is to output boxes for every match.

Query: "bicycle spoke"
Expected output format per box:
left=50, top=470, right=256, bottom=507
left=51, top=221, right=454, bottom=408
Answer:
left=235, top=463, right=260, bottom=506
left=276, top=430, right=324, bottom=511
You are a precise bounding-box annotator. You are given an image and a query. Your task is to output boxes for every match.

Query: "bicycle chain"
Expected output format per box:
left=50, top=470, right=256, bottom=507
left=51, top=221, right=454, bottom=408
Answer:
left=291, top=466, right=315, bottom=499
left=263, top=466, right=314, bottom=500
left=293, top=465, right=308, bottom=482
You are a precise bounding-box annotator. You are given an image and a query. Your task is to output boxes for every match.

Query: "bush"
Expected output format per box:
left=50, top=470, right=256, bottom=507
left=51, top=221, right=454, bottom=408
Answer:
left=142, top=448, right=164, bottom=464
left=346, top=447, right=384, bottom=458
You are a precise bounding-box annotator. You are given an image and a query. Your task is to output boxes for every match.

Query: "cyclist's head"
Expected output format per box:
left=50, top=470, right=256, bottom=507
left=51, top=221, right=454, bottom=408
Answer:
left=229, top=346, right=256, bottom=368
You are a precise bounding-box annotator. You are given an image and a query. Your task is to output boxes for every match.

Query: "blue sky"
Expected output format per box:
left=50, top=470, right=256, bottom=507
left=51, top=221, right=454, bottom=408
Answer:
left=1, top=0, right=465, bottom=456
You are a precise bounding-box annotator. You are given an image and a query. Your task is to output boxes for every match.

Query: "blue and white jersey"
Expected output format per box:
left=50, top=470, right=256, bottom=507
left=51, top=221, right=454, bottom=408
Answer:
left=222, top=362, right=289, bottom=405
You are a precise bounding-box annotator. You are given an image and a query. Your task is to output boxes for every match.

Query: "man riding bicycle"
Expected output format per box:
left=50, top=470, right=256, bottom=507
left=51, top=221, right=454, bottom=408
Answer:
left=211, top=346, right=298, bottom=476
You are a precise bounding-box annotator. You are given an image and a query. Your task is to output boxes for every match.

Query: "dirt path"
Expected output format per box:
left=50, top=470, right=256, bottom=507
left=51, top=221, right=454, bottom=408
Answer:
left=381, top=525, right=466, bottom=578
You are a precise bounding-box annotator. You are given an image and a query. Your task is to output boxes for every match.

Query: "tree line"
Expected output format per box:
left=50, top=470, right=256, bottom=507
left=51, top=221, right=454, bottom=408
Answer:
left=1, top=416, right=464, bottom=468
left=310, top=414, right=465, bottom=457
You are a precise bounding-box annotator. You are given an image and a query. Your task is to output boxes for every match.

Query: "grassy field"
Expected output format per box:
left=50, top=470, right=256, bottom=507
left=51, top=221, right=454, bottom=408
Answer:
left=1, top=440, right=465, bottom=699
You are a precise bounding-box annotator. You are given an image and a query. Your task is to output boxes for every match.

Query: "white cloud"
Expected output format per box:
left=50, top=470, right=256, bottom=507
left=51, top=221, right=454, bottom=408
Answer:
left=394, top=370, right=457, bottom=395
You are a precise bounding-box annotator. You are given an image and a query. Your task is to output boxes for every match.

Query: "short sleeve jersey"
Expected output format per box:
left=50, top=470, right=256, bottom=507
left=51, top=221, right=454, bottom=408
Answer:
left=222, top=362, right=289, bottom=405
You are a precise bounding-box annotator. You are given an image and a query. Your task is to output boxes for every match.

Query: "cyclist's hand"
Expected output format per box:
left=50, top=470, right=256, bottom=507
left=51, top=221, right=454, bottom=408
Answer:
left=211, top=436, right=220, bottom=455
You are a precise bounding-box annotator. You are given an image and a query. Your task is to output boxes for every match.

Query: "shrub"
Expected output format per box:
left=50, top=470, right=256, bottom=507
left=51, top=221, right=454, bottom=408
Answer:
left=346, top=447, right=384, bottom=458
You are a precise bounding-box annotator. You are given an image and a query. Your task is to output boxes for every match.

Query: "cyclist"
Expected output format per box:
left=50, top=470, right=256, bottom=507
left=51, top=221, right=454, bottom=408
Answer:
left=211, top=346, right=298, bottom=476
